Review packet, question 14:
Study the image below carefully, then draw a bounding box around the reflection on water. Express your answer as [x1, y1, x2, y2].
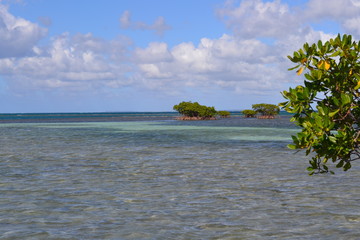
[0, 117, 360, 239]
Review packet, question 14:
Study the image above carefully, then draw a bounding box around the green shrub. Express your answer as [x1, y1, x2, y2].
[252, 103, 280, 116]
[173, 101, 217, 119]
[217, 111, 231, 118]
[281, 34, 360, 174]
[242, 109, 257, 118]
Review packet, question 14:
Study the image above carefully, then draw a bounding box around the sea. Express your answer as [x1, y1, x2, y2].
[1, 112, 360, 239]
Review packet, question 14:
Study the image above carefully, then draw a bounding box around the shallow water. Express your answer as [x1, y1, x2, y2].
[1, 116, 360, 239]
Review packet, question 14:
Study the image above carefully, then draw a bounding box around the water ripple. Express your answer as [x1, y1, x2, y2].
[0, 119, 360, 239]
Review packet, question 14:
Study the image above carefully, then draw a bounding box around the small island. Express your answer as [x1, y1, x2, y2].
[173, 101, 230, 120]
[242, 103, 280, 119]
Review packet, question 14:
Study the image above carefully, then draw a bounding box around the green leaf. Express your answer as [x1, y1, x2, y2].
[329, 109, 339, 117]
[287, 144, 297, 150]
[304, 73, 313, 80]
[303, 43, 310, 51]
[317, 106, 325, 116]
[315, 116, 323, 127]
[341, 93, 351, 105]
[354, 73, 360, 81]
[330, 50, 341, 57]
[336, 160, 344, 168]
[343, 162, 352, 171]
[317, 40, 323, 50]
[288, 65, 300, 71]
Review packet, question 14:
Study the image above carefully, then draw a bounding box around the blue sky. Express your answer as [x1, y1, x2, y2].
[0, 0, 358, 113]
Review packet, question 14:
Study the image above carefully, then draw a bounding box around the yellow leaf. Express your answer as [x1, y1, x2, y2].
[317, 60, 330, 70]
[297, 66, 304, 75]
[324, 61, 330, 70]
[355, 80, 360, 90]
[317, 60, 324, 69]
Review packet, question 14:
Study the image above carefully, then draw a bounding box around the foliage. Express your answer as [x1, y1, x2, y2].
[217, 110, 231, 118]
[280, 34, 360, 174]
[242, 109, 257, 118]
[252, 103, 280, 116]
[173, 101, 217, 119]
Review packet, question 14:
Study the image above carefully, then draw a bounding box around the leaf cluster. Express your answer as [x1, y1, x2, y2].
[280, 34, 360, 174]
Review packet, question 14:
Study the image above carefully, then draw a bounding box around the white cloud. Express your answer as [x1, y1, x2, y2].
[305, 0, 360, 20]
[134, 42, 173, 63]
[1, 32, 134, 93]
[119, 10, 171, 36]
[303, 0, 360, 37]
[217, 0, 298, 39]
[0, 4, 47, 58]
[139, 63, 173, 79]
[131, 34, 288, 94]
[344, 17, 360, 36]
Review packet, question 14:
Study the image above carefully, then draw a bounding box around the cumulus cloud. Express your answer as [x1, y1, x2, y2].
[0, 4, 47, 58]
[217, 0, 299, 39]
[302, 0, 360, 37]
[131, 34, 287, 94]
[344, 17, 360, 36]
[119, 10, 171, 36]
[305, 0, 360, 20]
[1, 32, 134, 93]
[133, 42, 173, 63]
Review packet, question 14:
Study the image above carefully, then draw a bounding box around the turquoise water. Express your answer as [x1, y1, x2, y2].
[0, 112, 181, 123]
[1, 115, 360, 239]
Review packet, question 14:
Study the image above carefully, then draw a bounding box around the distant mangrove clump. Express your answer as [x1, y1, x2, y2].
[173, 101, 229, 120]
[242, 103, 280, 119]
[241, 109, 257, 118]
[217, 111, 231, 118]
